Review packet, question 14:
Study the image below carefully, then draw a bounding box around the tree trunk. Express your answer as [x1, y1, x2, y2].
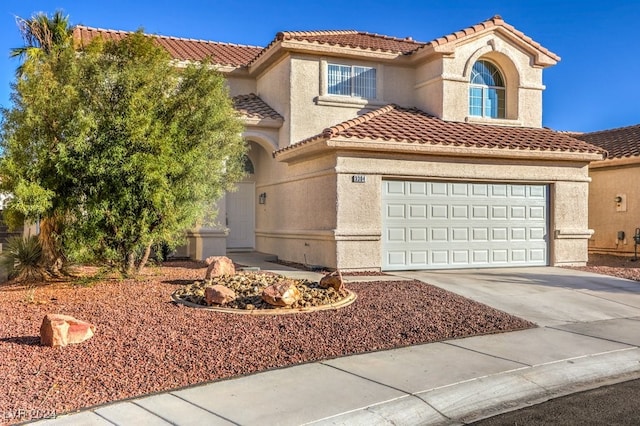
[125, 251, 136, 277]
[38, 214, 65, 277]
[136, 243, 152, 274]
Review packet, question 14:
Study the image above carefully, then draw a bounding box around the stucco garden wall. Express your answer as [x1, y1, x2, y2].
[588, 164, 640, 256]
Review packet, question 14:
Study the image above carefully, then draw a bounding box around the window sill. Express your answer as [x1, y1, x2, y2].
[316, 95, 386, 109]
[465, 116, 522, 127]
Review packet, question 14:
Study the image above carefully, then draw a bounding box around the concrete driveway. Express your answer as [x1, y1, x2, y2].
[394, 266, 640, 327]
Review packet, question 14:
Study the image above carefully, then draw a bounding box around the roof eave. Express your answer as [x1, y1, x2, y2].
[275, 137, 603, 164]
[240, 116, 283, 129]
[590, 155, 640, 169]
[412, 25, 559, 68]
[249, 39, 412, 75]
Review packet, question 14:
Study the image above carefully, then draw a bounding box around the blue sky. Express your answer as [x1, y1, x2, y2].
[1, 0, 638, 132]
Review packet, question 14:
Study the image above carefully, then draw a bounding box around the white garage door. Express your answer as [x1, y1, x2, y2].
[382, 180, 548, 270]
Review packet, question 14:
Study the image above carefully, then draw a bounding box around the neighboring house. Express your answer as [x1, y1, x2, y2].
[575, 125, 640, 256]
[73, 15, 604, 271]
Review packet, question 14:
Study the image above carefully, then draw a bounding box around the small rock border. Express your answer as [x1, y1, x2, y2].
[171, 272, 357, 315]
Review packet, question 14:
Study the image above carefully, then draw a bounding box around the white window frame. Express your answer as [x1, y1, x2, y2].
[468, 60, 506, 119]
[327, 63, 377, 99]
[318, 60, 384, 108]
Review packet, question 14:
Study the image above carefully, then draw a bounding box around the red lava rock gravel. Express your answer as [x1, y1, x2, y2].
[568, 253, 640, 282]
[0, 261, 533, 421]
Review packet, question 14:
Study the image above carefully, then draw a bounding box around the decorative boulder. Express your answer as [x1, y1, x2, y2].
[40, 314, 96, 347]
[205, 285, 236, 305]
[319, 270, 345, 294]
[204, 256, 236, 279]
[262, 280, 301, 307]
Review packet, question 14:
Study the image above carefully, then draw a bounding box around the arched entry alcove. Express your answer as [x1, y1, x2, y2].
[226, 154, 256, 249]
[225, 137, 273, 251]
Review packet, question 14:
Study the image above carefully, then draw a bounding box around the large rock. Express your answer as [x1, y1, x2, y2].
[40, 314, 96, 347]
[205, 285, 236, 305]
[319, 270, 345, 293]
[262, 280, 301, 307]
[204, 256, 236, 279]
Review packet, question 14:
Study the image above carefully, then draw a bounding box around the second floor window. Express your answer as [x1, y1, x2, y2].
[328, 64, 377, 99]
[469, 60, 505, 119]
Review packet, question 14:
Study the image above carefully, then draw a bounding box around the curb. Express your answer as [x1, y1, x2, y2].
[307, 348, 640, 425]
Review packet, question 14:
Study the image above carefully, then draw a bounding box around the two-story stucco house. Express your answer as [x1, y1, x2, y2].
[74, 15, 604, 271]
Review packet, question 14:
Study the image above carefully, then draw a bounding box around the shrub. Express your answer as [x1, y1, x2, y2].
[0, 235, 46, 281]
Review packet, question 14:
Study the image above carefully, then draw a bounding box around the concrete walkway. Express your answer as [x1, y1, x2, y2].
[32, 255, 640, 425]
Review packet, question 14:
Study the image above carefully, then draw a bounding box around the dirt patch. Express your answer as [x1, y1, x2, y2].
[0, 261, 532, 421]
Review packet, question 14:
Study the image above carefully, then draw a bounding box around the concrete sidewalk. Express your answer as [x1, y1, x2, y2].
[31, 257, 640, 425]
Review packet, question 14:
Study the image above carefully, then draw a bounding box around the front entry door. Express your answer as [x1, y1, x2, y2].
[226, 182, 255, 249]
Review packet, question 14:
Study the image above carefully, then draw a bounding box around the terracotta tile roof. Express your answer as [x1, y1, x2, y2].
[73, 26, 263, 67]
[574, 124, 640, 159]
[74, 15, 555, 69]
[422, 15, 560, 61]
[232, 94, 283, 121]
[276, 30, 425, 54]
[276, 105, 605, 156]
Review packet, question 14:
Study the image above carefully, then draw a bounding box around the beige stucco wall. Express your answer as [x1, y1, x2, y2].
[226, 75, 256, 97]
[252, 144, 339, 267]
[588, 163, 640, 256]
[250, 148, 592, 270]
[256, 57, 291, 148]
[414, 32, 546, 128]
[286, 55, 415, 145]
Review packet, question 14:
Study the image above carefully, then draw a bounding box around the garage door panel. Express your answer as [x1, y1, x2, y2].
[386, 204, 406, 219]
[511, 206, 526, 219]
[409, 227, 427, 242]
[386, 181, 406, 195]
[382, 180, 548, 270]
[471, 184, 488, 197]
[472, 250, 489, 263]
[431, 251, 449, 264]
[387, 251, 406, 266]
[529, 206, 545, 219]
[451, 227, 469, 242]
[409, 182, 427, 195]
[451, 205, 469, 219]
[409, 204, 427, 218]
[430, 182, 448, 196]
[529, 186, 546, 198]
[491, 205, 508, 219]
[472, 205, 489, 219]
[387, 228, 405, 242]
[431, 205, 448, 218]
[472, 228, 489, 241]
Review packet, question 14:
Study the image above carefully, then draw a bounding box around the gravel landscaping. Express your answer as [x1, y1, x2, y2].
[568, 253, 640, 281]
[0, 260, 534, 421]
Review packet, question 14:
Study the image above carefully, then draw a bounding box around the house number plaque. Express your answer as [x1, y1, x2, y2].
[351, 175, 366, 183]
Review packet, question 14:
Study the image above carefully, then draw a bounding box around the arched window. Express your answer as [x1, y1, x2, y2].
[469, 60, 505, 119]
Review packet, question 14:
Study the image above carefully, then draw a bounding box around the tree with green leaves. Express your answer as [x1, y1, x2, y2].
[1, 28, 246, 275]
[3, 10, 75, 276]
